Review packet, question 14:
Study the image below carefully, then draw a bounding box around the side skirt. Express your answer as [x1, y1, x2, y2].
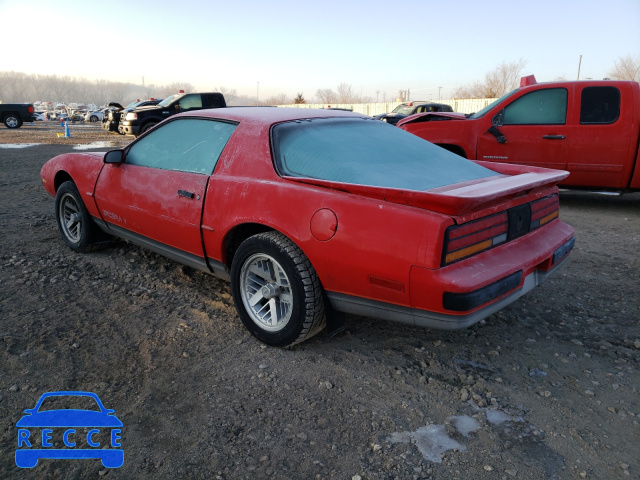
[94, 217, 229, 280]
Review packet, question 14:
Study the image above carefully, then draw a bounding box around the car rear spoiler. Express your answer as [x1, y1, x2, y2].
[288, 161, 569, 218]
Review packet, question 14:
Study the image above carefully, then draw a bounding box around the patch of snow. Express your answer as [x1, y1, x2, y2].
[0, 143, 39, 149]
[485, 409, 523, 425]
[449, 415, 481, 437]
[73, 141, 118, 150]
[389, 424, 465, 463]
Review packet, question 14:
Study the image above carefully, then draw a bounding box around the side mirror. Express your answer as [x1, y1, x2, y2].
[492, 109, 504, 127]
[104, 149, 124, 165]
[175, 104, 180, 110]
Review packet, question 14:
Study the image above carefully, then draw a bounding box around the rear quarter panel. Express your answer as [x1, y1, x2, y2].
[201, 121, 452, 308]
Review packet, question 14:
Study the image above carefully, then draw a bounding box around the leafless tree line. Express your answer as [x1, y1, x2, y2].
[2, 56, 638, 107]
[0, 71, 254, 107]
[453, 55, 640, 99]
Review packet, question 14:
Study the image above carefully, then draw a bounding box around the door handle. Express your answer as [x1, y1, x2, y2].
[178, 190, 195, 199]
[542, 135, 565, 140]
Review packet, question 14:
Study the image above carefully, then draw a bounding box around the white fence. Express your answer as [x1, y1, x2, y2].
[276, 98, 497, 116]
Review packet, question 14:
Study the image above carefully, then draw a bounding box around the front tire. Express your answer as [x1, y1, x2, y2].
[140, 122, 157, 135]
[89, 115, 99, 122]
[4, 114, 22, 128]
[55, 181, 105, 252]
[231, 232, 326, 347]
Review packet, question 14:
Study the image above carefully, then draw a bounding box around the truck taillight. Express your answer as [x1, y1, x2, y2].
[442, 194, 560, 266]
[28, 106, 34, 113]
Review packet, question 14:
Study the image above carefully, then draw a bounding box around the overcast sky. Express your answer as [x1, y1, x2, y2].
[1, 0, 639, 100]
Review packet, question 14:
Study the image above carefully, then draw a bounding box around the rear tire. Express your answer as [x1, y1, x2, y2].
[231, 232, 326, 347]
[4, 114, 22, 128]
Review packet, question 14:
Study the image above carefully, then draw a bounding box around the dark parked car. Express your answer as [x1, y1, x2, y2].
[118, 92, 226, 136]
[101, 99, 161, 134]
[1, 103, 36, 128]
[374, 102, 453, 125]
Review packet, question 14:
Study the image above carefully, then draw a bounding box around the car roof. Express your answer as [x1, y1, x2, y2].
[180, 107, 369, 125]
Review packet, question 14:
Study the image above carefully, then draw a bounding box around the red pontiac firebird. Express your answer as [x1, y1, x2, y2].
[41, 107, 575, 347]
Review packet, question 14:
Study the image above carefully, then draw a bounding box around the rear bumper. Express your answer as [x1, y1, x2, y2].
[328, 220, 575, 330]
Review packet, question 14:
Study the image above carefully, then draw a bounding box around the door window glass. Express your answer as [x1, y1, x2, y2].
[580, 86, 620, 124]
[125, 119, 236, 174]
[503, 88, 567, 125]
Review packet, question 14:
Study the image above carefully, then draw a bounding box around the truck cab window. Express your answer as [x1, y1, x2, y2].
[179, 95, 203, 111]
[503, 88, 567, 125]
[580, 86, 620, 124]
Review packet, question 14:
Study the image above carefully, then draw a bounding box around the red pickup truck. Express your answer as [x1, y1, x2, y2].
[398, 76, 640, 192]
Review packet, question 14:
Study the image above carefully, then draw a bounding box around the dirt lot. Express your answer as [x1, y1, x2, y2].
[0, 123, 639, 479]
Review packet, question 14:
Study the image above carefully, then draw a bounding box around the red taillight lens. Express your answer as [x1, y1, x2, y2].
[443, 212, 508, 265]
[442, 194, 560, 266]
[530, 195, 559, 228]
[28, 106, 34, 113]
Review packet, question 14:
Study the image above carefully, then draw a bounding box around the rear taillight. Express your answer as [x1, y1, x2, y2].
[442, 194, 560, 266]
[443, 212, 508, 265]
[530, 194, 559, 228]
[28, 106, 34, 113]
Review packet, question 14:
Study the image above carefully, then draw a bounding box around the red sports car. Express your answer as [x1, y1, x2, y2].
[41, 108, 575, 347]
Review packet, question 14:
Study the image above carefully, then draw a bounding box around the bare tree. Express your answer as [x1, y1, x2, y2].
[315, 88, 336, 103]
[337, 82, 355, 103]
[454, 59, 528, 98]
[294, 93, 306, 104]
[608, 55, 640, 82]
[206, 86, 238, 104]
[264, 93, 289, 105]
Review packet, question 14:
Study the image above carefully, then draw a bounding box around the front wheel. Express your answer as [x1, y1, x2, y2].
[4, 114, 22, 128]
[55, 181, 106, 252]
[89, 115, 99, 122]
[140, 122, 157, 135]
[231, 232, 326, 347]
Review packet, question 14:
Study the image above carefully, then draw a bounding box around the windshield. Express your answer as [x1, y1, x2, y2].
[158, 94, 182, 107]
[468, 89, 519, 119]
[272, 118, 495, 191]
[391, 104, 414, 115]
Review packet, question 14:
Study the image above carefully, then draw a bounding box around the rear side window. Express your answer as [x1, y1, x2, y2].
[126, 118, 236, 174]
[580, 86, 620, 124]
[272, 118, 495, 191]
[503, 88, 568, 125]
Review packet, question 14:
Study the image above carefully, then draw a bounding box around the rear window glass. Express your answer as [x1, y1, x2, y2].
[272, 118, 495, 191]
[580, 86, 620, 124]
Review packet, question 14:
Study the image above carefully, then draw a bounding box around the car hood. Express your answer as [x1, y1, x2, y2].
[288, 161, 568, 220]
[17, 410, 123, 427]
[397, 111, 466, 127]
[132, 104, 163, 113]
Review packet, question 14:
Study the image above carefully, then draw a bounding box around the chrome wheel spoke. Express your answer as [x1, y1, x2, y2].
[240, 253, 293, 332]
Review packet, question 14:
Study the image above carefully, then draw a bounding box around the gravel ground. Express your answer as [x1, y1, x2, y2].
[0, 122, 639, 479]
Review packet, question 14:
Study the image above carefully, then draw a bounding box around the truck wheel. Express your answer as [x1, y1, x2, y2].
[140, 122, 157, 134]
[3, 114, 22, 128]
[230, 232, 326, 347]
[55, 181, 109, 252]
[89, 115, 99, 122]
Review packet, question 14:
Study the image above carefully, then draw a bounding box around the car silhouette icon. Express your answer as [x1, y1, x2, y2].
[15, 391, 123, 468]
